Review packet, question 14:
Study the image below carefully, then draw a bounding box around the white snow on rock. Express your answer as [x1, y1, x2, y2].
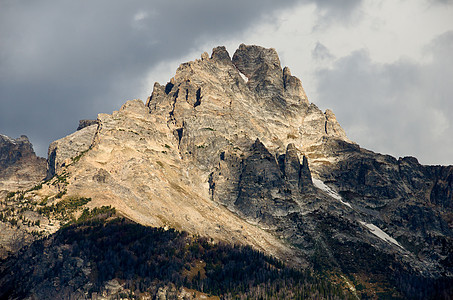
[311, 179, 404, 250]
[0, 134, 16, 144]
[312, 178, 352, 208]
[312, 178, 404, 250]
[360, 221, 404, 249]
[238, 71, 248, 83]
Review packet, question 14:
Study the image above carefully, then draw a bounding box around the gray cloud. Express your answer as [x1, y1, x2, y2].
[0, 0, 307, 157]
[312, 42, 335, 61]
[313, 0, 362, 17]
[315, 31, 453, 165]
[311, 0, 364, 28]
[429, 0, 453, 4]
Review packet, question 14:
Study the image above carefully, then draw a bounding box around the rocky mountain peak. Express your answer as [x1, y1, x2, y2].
[0, 134, 46, 196]
[210, 45, 231, 63]
[231, 44, 308, 106]
[146, 44, 347, 164]
[232, 44, 281, 77]
[0, 134, 35, 169]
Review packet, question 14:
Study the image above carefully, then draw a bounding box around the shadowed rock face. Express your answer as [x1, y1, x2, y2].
[283, 143, 313, 194]
[211, 46, 231, 63]
[2, 45, 452, 298]
[0, 135, 46, 195]
[0, 135, 34, 170]
[77, 119, 97, 131]
[234, 139, 300, 221]
[232, 44, 308, 108]
[317, 149, 453, 270]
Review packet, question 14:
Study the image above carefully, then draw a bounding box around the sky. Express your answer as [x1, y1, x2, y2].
[1, 0, 452, 165]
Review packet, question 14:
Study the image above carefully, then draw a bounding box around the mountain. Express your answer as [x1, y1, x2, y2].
[0, 134, 46, 197]
[0, 44, 452, 299]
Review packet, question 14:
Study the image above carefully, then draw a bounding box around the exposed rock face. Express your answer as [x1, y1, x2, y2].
[0, 135, 34, 170]
[234, 139, 299, 221]
[284, 143, 313, 194]
[3, 44, 452, 298]
[0, 134, 46, 195]
[46, 124, 97, 179]
[315, 149, 453, 273]
[77, 119, 97, 131]
[232, 44, 308, 109]
[145, 45, 347, 216]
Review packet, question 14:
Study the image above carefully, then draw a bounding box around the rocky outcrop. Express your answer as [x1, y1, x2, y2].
[0, 135, 34, 170]
[77, 119, 97, 131]
[279, 144, 314, 200]
[234, 139, 298, 221]
[46, 124, 97, 179]
[0, 134, 46, 195]
[210, 45, 231, 63]
[313, 148, 453, 275]
[232, 44, 308, 108]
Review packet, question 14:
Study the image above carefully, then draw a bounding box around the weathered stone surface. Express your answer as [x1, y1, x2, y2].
[0, 135, 34, 169]
[283, 67, 308, 105]
[300, 154, 314, 192]
[0, 134, 46, 195]
[234, 139, 298, 221]
[77, 119, 97, 131]
[284, 143, 301, 188]
[324, 109, 347, 137]
[211, 46, 231, 64]
[232, 44, 286, 109]
[47, 124, 97, 178]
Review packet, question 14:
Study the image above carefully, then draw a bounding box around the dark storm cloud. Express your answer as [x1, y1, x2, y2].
[2, 0, 318, 157]
[315, 31, 453, 165]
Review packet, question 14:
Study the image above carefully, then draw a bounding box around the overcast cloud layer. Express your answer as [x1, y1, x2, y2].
[1, 0, 452, 165]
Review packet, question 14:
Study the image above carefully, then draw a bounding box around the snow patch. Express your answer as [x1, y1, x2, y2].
[238, 71, 248, 83]
[312, 178, 352, 208]
[360, 221, 404, 249]
[0, 134, 16, 144]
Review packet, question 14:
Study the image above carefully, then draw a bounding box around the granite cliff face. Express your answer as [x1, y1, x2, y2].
[1, 44, 452, 299]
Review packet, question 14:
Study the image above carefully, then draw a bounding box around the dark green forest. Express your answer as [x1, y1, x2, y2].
[0, 209, 352, 299]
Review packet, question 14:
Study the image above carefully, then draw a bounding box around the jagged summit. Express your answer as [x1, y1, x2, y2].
[210, 45, 231, 63]
[149, 44, 309, 108]
[1, 45, 452, 298]
[146, 44, 348, 165]
[0, 134, 34, 169]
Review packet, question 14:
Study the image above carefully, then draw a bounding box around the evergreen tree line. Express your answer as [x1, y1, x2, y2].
[0, 214, 352, 299]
